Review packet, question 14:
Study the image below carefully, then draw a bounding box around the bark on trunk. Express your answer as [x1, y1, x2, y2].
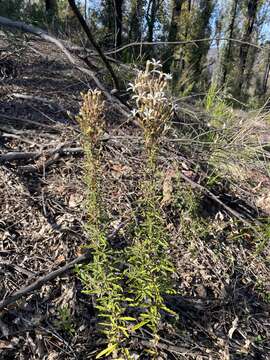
[45, 0, 58, 19]
[147, 0, 157, 43]
[114, 0, 123, 47]
[129, 0, 143, 42]
[163, 0, 186, 72]
[262, 46, 270, 94]
[219, 0, 239, 87]
[236, 0, 259, 94]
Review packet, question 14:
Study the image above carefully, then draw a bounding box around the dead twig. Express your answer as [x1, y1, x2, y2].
[104, 37, 263, 56]
[0, 16, 129, 117]
[0, 252, 90, 311]
[0, 146, 83, 163]
[0, 113, 60, 130]
[0, 262, 35, 277]
[0, 151, 40, 162]
[179, 171, 261, 229]
[140, 339, 203, 357]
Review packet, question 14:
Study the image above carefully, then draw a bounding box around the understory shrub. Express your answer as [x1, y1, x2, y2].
[76, 60, 176, 358]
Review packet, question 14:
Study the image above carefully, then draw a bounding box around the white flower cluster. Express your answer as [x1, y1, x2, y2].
[128, 59, 174, 147]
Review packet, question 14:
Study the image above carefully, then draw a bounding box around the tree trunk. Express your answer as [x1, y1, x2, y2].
[84, 0, 87, 19]
[163, 0, 186, 73]
[187, 0, 213, 89]
[262, 45, 270, 94]
[146, 0, 157, 43]
[128, 0, 144, 57]
[168, 0, 185, 43]
[218, 0, 239, 87]
[177, 0, 192, 74]
[114, 0, 123, 47]
[45, 0, 57, 18]
[236, 0, 259, 95]
[101, 0, 115, 40]
[129, 0, 143, 42]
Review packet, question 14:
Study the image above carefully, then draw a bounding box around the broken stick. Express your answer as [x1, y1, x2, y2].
[0, 253, 90, 311]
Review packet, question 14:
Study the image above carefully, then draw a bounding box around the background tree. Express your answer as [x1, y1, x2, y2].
[163, 0, 186, 73]
[215, 0, 241, 89]
[182, 0, 213, 91]
[128, 0, 144, 57]
[165, 0, 213, 93]
[234, 0, 260, 96]
[261, 43, 270, 95]
[99, 0, 115, 45]
[114, 0, 124, 47]
[146, 0, 159, 43]
[0, 0, 24, 19]
[45, 0, 58, 21]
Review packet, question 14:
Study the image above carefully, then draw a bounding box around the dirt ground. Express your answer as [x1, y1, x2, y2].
[0, 36, 270, 359]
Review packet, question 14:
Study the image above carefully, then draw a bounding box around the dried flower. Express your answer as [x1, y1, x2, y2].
[76, 89, 105, 148]
[129, 59, 174, 150]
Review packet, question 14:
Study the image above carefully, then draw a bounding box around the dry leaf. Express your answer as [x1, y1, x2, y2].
[0, 340, 12, 350]
[228, 316, 238, 339]
[182, 169, 196, 180]
[55, 254, 65, 264]
[110, 163, 131, 178]
[68, 192, 84, 208]
[256, 192, 270, 215]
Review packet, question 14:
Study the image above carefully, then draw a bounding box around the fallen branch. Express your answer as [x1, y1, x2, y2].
[0, 253, 90, 311]
[140, 339, 203, 357]
[0, 146, 83, 163]
[179, 171, 261, 229]
[0, 16, 129, 117]
[0, 113, 60, 130]
[0, 151, 39, 162]
[0, 134, 117, 164]
[0, 251, 225, 313]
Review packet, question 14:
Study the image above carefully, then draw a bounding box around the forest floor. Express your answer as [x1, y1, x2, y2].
[0, 36, 270, 360]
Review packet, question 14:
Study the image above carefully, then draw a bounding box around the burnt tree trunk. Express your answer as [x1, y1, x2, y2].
[163, 0, 186, 72]
[236, 0, 259, 94]
[114, 0, 123, 47]
[45, 0, 58, 19]
[146, 0, 157, 43]
[262, 45, 270, 95]
[220, 0, 239, 86]
[129, 0, 143, 42]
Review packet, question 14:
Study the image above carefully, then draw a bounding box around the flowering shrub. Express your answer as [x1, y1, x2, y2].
[128, 59, 174, 156]
[77, 62, 176, 358]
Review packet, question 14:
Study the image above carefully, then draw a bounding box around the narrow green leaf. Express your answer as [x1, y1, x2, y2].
[96, 344, 117, 359]
[131, 320, 149, 331]
[161, 305, 177, 315]
[119, 317, 136, 321]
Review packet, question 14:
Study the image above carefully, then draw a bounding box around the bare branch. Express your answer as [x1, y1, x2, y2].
[0, 253, 90, 311]
[104, 37, 263, 56]
[67, 0, 120, 91]
[0, 16, 129, 117]
[0, 146, 83, 163]
[179, 171, 261, 229]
